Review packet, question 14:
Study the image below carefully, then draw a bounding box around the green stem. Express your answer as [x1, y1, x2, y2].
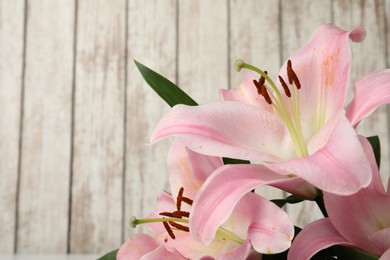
[314, 190, 328, 217]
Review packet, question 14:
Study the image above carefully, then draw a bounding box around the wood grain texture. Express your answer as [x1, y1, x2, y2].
[0, 0, 389, 253]
[280, 0, 332, 228]
[0, 0, 24, 253]
[70, 0, 126, 253]
[178, 0, 228, 102]
[229, 0, 284, 200]
[125, 0, 176, 238]
[229, 0, 281, 87]
[334, 0, 390, 183]
[17, 0, 74, 253]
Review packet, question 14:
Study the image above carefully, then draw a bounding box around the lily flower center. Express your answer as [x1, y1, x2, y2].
[130, 187, 245, 244]
[235, 59, 309, 158]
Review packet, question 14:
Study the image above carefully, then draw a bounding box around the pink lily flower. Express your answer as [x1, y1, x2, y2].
[150, 24, 390, 245]
[118, 140, 294, 259]
[288, 137, 390, 259]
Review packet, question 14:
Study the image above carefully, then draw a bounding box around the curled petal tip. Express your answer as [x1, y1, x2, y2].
[349, 27, 366, 42]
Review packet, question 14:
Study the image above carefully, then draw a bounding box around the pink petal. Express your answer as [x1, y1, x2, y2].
[117, 234, 159, 260]
[143, 245, 187, 260]
[234, 193, 294, 254]
[346, 69, 390, 127]
[287, 218, 357, 260]
[190, 164, 298, 245]
[358, 136, 386, 195]
[268, 114, 372, 195]
[166, 140, 202, 202]
[380, 247, 390, 260]
[220, 240, 253, 260]
[186, 147, 223, 183]
[163, 230, 251, 260]
[369, 227, 390, 256]
[150, 101, 294, 162]
[220, 74, 273, 112]
[278, 24, 365, 140]
[324, 163, 390, 256]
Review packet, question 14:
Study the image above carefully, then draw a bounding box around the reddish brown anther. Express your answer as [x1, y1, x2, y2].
[287, 60, 294, 84]
[169, 221, 190, 232]
[260, 85, 273, 105]
[177, 187, 184, 210]
[253, 79, 262, 94]
[159, 211, 183, 218]
[180, 196, 193, 206]
[258, 71, 268, 86]
[278, 76, 291, 97]
[163, 219, 175, 239]
[173, 210, 190, 218]
[292, 71, 301, 89]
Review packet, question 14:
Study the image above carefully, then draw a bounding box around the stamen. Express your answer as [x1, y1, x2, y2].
[260, 85, 273, 105]
[292, 71, 301, 89]
[169, 221, 190, 232]
[173, 210, 190, 218]
[252, 79, 262, 95]
[278, 76, 291, 97]
[258, 71, 268, 86]
[287, 60, 294, 84]
[163, 220, 175, 239]
[177, 187, 184, 210]
[287, 60, 302, 89]
[159, 211, 183, 218]
[180, 196, 193, 206]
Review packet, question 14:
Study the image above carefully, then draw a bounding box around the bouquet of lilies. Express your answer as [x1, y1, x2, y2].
[100, 24, 390, 260]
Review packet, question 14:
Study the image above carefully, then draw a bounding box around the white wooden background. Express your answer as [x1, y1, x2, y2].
[1, 0, 389, 255]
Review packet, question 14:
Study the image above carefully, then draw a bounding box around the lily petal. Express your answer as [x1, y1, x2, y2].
[346, 69, 390, 127]
[167, 140, 203, 202]
[380, 247, 390, 260]
[220, 75, 273, 112]
[323, 136, 390, 255]
[117, 234, 159, 260]
[190, 164, 297, 245]
[234, 193, 294, 254]
[279, 24, 366, 140]
[163, 230, 251, 260]
[287, 218, 357, 260]
[143, 245, 187, 260]
[369, 227, 390, 256]
[324, 151, 390, 257]
[268, 114, 372, 195]
[150, 101, 294, 161]
[186, 146, 223, 183]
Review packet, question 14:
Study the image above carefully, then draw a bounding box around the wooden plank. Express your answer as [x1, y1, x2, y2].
[334, 0, 389, 184]
[178, 0, 228, 102]
[229, 0, 284, 200]
[0, 0, 25, 253]
[229, 0, 281, 87]
[125, 0, 177, 238]
[16, 0, 74, 253]
[70, 0, 126, 254]
[280, 0, 332, 227]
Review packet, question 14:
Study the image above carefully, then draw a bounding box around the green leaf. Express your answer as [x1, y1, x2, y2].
[271, 195, 304, 208]
[97, 249, 118, 260]
[134, 60, 198, 107]
[311, 245, 378, 260]
[222, 157, 250, 165]
[367, 135, 381, 168]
